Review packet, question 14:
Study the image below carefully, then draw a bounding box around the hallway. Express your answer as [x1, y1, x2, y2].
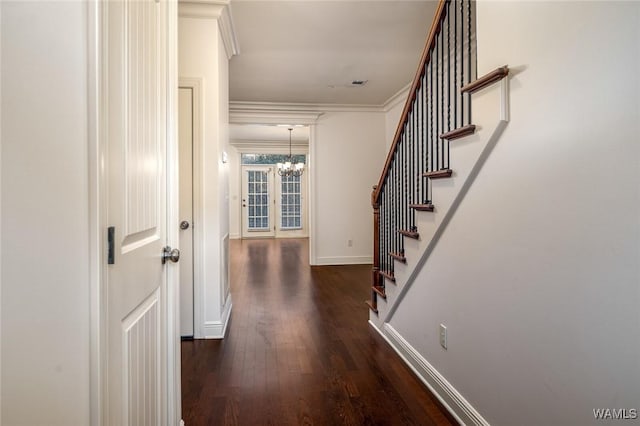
[181, 238, 455, 425]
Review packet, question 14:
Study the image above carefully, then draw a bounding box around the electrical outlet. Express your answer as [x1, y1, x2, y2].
[439, 324, 447, 350]
[347, 239, 353, 247]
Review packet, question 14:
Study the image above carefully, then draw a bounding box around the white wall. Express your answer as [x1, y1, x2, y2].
[179, 13, 231, 338]
[387, 2, 640, 424]
[1, 1, 90, 424]
[313, 112, 387, 265]
[384, 88, 409, 150]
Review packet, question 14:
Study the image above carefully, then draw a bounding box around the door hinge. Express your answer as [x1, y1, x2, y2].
[107, 226, 115, 265]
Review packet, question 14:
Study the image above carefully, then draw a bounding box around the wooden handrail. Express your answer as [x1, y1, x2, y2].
[373, 0, 449, 204]
[461, 65, 509, 94]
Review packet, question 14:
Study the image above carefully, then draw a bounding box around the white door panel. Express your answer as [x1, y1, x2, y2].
[105, 0, 169, 424]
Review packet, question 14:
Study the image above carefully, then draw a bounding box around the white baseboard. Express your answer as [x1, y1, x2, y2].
[368, 321, 489, 426]
[229, 233, 241, 240]
[202, 297, 232, 339]
[314, 255, 372, 265]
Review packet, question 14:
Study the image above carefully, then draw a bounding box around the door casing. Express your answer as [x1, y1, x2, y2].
[240, 163, 309, 239]
[178, 78, 204, 339]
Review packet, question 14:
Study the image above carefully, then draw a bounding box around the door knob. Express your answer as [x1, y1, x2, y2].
[180, 220, 190, 230]
[162, 246, 180, 264]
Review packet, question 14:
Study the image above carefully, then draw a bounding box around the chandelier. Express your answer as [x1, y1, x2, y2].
[277, 127, 304, 177]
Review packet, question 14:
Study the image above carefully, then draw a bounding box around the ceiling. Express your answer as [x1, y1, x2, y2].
[228, 0, 438, 106]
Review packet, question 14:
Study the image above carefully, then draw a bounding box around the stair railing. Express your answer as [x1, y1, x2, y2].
[369, 0, 477, 312]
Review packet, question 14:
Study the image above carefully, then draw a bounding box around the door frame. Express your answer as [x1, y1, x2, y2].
[233, 144, 310, 240]
[178, 78, 204, 339]
[88, 1, 181, 424]
[240, 163, 309, 239]
[241, 165, 276, 238]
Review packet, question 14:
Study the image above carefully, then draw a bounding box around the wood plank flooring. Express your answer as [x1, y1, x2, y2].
[181, 238, 456, 425]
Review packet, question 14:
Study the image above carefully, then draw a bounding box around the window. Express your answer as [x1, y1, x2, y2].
[280, 174, 302, 229]
[246, 170, 270, 230]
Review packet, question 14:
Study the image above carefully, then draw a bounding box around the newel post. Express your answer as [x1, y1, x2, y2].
[372, 185, 380, 290]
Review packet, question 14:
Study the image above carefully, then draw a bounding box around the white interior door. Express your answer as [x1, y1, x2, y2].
[105, 0, 171, 424]
[242, 166, 275, 238]
[178, 87, 194, 337]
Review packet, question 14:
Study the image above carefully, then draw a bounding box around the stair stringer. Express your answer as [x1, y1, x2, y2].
[369, 78, 509, 331]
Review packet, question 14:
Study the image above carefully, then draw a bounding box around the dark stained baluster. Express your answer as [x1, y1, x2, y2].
[435, 35, 440, 172]
[405, 110, 415, 228]
[381, 187, 386, 275]
[430, 51, 434, 177]
[460, 0, 465, 126]
[440, 23, 445, 170]
[467, 0, 472, 124]
[402, 129, 407, 234]
[393, 157, 398, 257]
[446, 4, 451, 169]
[454, 0, 458, 131]
[420, 73, 427, 203]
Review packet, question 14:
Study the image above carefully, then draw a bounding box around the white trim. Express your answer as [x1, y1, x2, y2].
[178, 0, 239, 59]
[369, 321, 489, 426]
[0, 2, 3, 423]
[230, 109, 323, 125]
[166, 0, 181, 422]
[230, 101, 383, 114]
[308, 124, 317, 265]
[178, 78, 205, 340]
[88, 0, 104, 424]
[178, 0, 225, 19]
[230, 139, 309, 150]
[229, 233, 241, 240]
[314, 256, 372, 266]
[202, 297, 232, 339]
[220, 233, 230, 309]
[218, 2, 239, 59]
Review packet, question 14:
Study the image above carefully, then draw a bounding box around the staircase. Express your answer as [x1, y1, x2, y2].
[367, 0, 509, 315]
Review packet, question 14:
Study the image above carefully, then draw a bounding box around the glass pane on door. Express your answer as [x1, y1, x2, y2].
[247, 170, 270, 230]
[280, 174, 302, 229]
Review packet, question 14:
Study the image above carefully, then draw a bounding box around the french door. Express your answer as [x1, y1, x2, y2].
[241, 166, 306, 238]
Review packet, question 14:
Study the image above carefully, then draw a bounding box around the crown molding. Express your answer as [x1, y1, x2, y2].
[230, 101, 384, 114]
[230, 139, 309, 148]
[178, 0, 239, 59]
[229, 84, 411, 123]
[229, 108, 324, 126]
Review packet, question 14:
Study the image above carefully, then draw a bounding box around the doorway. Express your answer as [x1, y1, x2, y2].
[178, 86, 195, 337]
[241, 161, 308, 239]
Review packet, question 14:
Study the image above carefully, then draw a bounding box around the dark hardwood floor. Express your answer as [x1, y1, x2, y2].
[181, 238, 456, 426]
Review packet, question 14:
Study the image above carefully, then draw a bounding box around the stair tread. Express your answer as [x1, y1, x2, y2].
[461, 65, 509, 94]
[389, 251, 406, 263]
[372, 285, 387, 299]
[380, 270, 396, 283]
[409, 204, 434, 212]
[398, 229, 420, 239]
[365, 300, 378, 314]
[425, 169, 452, 179]
[440, 124, 476, 141]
